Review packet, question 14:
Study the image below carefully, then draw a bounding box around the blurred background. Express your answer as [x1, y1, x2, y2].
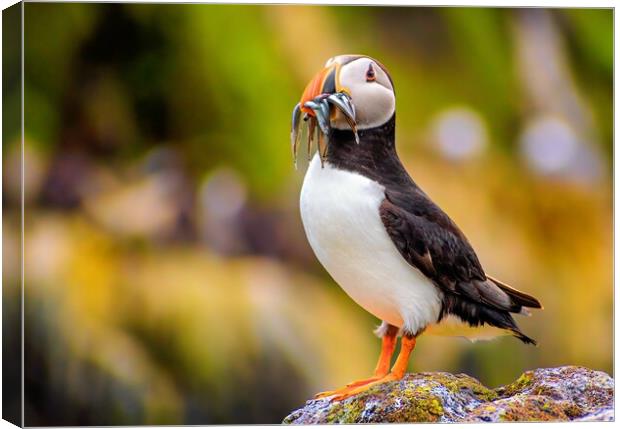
[2, 3, 612, 425]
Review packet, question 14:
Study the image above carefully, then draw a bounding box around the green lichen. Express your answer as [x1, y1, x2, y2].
[404, 397, 443, 422]
[434, 373, 498, 402]
[498, 371, 534, 397]
[322, 381, 398, 423]
[390, 391, 444, 422]
[323, 378, 448, 423]
[324, 399, 366, 423]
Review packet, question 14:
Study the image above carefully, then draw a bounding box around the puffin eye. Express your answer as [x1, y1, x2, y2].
[366, 63, 376, 82]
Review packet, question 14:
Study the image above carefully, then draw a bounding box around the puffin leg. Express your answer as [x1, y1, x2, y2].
[314, 325, 398, 399]
[329, 334, 417, 401]
[371, 324, 400, 377]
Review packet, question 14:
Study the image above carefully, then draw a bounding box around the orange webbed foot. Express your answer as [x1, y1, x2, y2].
[316, 373, 402, 401]
[313, 376, 382, 399]
[330, 373, 401, 401]
[316, 333, 418, 401]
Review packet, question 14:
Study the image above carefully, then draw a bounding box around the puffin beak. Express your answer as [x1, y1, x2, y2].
[291, 64, 359, 168]
[299, 64, 357, 135]
[300, 65, 335, 116]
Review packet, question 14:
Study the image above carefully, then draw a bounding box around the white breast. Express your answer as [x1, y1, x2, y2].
[299, 155, 442, 335]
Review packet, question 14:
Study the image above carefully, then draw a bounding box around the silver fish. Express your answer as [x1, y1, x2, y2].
[290, 92, 358, 169]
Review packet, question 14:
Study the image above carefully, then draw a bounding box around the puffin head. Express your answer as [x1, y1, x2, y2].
[291, 55, 395, 166]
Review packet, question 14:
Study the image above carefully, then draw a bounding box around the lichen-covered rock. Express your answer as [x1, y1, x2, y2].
[283, 366, 613, 423]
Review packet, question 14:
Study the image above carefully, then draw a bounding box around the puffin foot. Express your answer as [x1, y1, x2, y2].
[317, 333, 418, 401]
[318, 373, 402, 401]
[313, 376, 381, 399]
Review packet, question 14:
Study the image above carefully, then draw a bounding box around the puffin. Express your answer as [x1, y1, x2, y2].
[291, 55, 542, 401]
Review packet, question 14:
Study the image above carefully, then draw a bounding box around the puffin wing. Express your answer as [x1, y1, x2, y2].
[379, 189, 541, 343]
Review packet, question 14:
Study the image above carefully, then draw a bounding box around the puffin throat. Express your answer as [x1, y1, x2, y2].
[325, 114, 401, 184]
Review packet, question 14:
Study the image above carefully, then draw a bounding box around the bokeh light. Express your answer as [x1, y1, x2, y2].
[431, 107, 488, 161]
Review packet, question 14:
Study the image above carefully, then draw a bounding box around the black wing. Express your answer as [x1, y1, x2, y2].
[380, 188, 542, 344]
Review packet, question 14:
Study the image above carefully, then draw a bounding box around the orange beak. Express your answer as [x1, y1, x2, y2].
[291, 62, 358, 165]
[300, 64, 338, 116]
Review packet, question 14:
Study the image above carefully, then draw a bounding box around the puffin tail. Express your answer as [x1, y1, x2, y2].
[486, 276, 541, 346]
[511, 328, 538, 346]
[487, 275, 543, 310]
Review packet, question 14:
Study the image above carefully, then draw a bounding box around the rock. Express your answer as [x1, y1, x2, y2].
[283, 366, 613, 423]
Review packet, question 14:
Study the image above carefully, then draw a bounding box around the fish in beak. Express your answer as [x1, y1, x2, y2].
[291, 63, 359, 169]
